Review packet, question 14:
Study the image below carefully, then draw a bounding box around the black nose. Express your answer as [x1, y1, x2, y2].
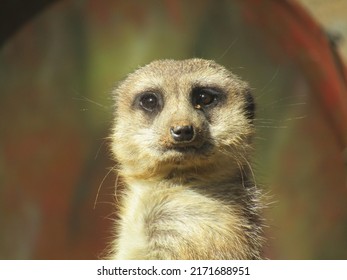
[170, 125, 195, 142]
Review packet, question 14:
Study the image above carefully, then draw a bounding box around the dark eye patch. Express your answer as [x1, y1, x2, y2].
[133, 91, 163, 114]
[191, 87, 224, 110]
[140, 93, 158, 111]
[244, 89, 255, 121]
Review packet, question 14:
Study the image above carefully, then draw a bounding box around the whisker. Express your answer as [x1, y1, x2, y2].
[95, 138, 108, 160]
[114, 172, 120, 204]
[94, 165, 117, 210]
[258, 66, 280, 96]
[255, 125, 288, 129]
[72, 96, 109, 109]
[217, 38, 238, 60]
[238, 152, 257, 188]
[257, 95, 306, 111]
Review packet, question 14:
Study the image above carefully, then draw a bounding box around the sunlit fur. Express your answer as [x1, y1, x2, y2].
[109, 58, 263, 259]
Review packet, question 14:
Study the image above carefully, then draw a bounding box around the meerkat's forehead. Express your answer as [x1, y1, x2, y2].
[134, 58, 234, 81]
[116, 58, 246, 97]
[142, 58, 224, 73]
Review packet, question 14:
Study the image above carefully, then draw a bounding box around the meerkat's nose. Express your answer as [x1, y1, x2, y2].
[170, 125, 195, 142]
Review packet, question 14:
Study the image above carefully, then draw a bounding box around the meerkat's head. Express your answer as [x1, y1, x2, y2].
[111, 59, 255, 183]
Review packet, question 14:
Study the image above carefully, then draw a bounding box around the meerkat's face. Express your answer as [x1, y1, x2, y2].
[111, 59, 255, 181]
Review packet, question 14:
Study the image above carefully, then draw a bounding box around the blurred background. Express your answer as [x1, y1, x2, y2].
[1, 0, 347, 259]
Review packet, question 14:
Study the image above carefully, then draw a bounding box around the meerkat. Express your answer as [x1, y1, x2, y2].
[108, 58, 263, 259]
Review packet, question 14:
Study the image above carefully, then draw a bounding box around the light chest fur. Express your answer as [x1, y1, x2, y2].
[114, 179, 260, 259]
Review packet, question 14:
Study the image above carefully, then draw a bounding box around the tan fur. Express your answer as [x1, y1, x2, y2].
[109, 58, 263, 259]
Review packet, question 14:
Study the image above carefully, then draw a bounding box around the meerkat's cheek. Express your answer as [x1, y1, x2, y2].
[131, 128, 157, 146]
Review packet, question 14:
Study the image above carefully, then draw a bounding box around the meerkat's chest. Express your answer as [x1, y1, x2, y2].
[115, 183, 242, 259]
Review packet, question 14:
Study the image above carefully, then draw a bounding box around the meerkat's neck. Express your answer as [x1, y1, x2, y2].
[113, 168, 260, 260]
[120, 156, 251, 189]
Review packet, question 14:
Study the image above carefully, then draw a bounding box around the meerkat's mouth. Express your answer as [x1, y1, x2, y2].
[169, 146, 199, 153]
[164, 141, 213, 157]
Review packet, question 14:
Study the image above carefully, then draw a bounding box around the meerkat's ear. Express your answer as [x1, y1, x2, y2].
[244, 89, 255, 122]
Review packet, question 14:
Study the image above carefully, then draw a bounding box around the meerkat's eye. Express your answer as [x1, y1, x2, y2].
[139, 92, 159, 112]
[192, 87, 221, 109]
